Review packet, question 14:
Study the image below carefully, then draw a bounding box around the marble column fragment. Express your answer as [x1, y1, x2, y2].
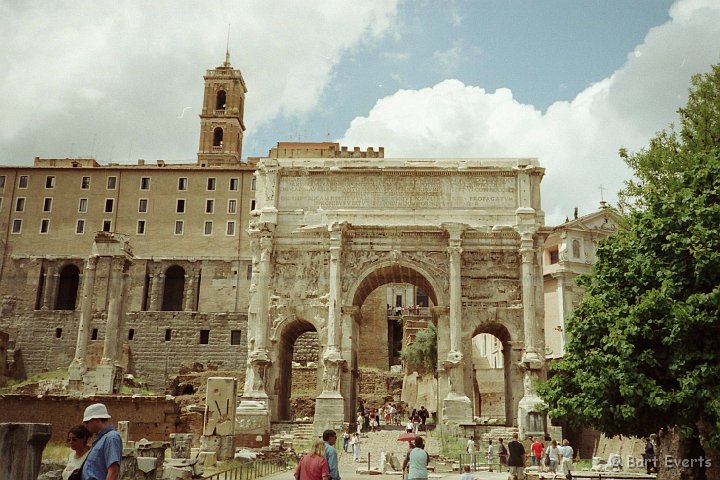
[0, 423, 52, 480]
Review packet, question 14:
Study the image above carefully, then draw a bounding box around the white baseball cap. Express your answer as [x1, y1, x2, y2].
[83, 403, 112, 422]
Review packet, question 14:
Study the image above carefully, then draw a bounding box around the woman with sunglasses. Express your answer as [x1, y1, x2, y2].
[62, 424, 91, 480]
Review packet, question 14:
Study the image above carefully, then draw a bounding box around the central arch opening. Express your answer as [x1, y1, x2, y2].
[351, 263, 440, 422]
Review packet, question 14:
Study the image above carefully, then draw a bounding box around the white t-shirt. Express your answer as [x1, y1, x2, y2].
[466, 439, 475, 454]
[62, 450, 89, 480]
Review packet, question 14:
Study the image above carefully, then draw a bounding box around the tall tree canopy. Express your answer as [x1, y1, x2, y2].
[540, 64, 720, 448]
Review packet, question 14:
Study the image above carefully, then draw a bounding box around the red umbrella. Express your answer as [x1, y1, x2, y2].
[397, 433, 417, 442]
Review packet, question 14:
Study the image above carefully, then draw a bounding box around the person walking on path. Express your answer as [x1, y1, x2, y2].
[403, 436, 429, 480]
[356, 413, 364, 434]
[497, 438, 508, 472]
[294, 439, 330, 480]
[531, 437, 544, 471]
[545, 440, 561, 477]
[350, 432, 361, 462]
[507, 433, 526, 480]
[560, 439, 573, 475]
[322, 430, 340, 480]
[342, 430, 350, 453]
[62, 424, 91, 480]
[81, 403, 122, 480]
[486, 439, 495, 472]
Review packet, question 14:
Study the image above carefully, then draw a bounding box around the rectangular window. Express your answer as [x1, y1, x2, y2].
[207, 177, 216, 190]
[175, 220, 184, 235]
[128, 329, 135, 341]
[11, 219, 22, 234]
[107, 176, 117, 189]
[40, 219, 50, 234]
[228, 199, 237, 214]
[200, 330, 210, 344]
[165, 329, 172, 341]
[251, 176, 257, 191]
[229, 178, 239, 191]
[76, 219, 85, 234]
[102, 220, 112, 232]
[246, 264, 253, 281]
[43, 198, 52, 212]
[45, 175, 55, 188]
[205, 199, 214, 213]
[226, 221, 236, 236]
[250, 199, 256, 211]
[178, 177, 188, 191]
[104, 198, 114, 213]
[55, 328, 62, 339]
[230, 330, 242, 345]
[78, 198, 88, 213]
[0, 175, 6, 188]
[176, 199, 185, 213]
[549, 248, 559, 264]
[0, 198, 3, 211]
[138, 198, 148, 213]
[204, 221, 213, 235]
[137, 220, 146, 235]
[15, 197, 25, 212]
[81, 176, 90, 189]
[91, 328, 98, 340]
[19, 175, 28, 189]
[140, 177, 150, 190]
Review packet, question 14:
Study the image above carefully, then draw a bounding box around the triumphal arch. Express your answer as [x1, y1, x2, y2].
[236, 143, 548, 439]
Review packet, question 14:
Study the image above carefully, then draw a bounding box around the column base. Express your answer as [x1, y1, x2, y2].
[313, 392, 346, 437]
[441, 395, 473, 425]
[95, 363, 122, 394]
[518, 394, 546, 439]
[235, 398, 271, 447]
[67, 358, 86, 390]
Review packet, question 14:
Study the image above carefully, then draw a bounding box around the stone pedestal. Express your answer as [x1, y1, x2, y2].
[200, 435, 234, 461]
[313, 393, 346, 436]
[0, 423, 52, 480]
[95, 362, 121, 394]
[235, 401, 271, 447]
[518, 394, 546, 439]
[441, 396, 473, 425]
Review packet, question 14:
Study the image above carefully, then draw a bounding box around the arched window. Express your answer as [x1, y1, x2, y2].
[213, 127, 224, 147]
[216, 90, 226, 110]
[55, 264, 80, 310]
[572, 240, 581, 258]
[162, 265, 185, 311]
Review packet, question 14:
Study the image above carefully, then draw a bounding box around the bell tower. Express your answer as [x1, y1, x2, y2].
[197, 50, 247, 165]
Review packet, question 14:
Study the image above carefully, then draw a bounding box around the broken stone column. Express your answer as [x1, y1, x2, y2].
[68, 256, 97, 389]
[202, 377, 237, 460]
[117, 420, 129, 445]
[0, 423, 52, 480]
[169, 433, 194, 459]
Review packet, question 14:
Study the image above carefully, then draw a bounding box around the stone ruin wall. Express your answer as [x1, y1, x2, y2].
[0, 256, 251, 390]
[0, 311, 248, 391]
[292, 332, 319, 365]
[0, 395, 181, 443]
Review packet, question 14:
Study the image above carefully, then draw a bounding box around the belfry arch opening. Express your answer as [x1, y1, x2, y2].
[216, 90, 226, 110]
[277, 318, 320, 421]
[471, 323, 512, 424]
[162, 265, 185, 311]
[55, 264, 80, 310]
[212, 127, 223, 147]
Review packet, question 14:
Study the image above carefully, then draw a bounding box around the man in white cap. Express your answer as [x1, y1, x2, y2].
[82, 403, 122, 480]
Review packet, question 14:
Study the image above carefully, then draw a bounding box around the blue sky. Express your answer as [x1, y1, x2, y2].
[1, 0, 718, 224]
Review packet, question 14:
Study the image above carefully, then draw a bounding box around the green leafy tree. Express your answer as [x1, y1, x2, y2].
[400, 323, 437, 372]
[540, 64, 720, 462]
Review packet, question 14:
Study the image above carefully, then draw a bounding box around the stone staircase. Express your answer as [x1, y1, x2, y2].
[480, 426, 520, 446]
[269, 421, 315, 451]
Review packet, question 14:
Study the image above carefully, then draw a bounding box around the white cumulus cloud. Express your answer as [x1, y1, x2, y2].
[338, 0, 720, 224]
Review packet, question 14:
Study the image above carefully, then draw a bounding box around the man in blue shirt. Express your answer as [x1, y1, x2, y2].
[323, 430, 341, 480]
[82, 403, 122, 480]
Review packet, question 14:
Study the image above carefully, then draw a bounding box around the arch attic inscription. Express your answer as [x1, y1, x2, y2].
[278, 173, 517, 210]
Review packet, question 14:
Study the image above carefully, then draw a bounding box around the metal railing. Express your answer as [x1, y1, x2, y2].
[457, 452, 494, 472]
[203, 458, 289, 480]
